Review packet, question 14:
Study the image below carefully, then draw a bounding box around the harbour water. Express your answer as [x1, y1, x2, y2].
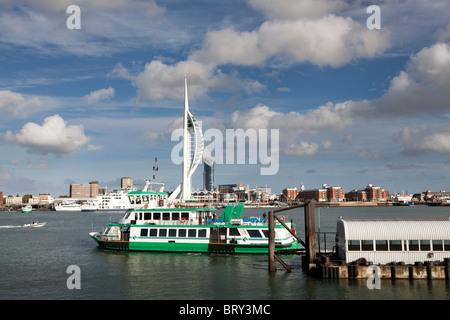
[1, 205, 450, 300]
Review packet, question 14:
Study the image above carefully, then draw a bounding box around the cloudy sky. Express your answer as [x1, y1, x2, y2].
[1, 0, 450, 197]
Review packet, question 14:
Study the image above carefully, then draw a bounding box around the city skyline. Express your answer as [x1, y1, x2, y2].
[1, 1, 450, 197]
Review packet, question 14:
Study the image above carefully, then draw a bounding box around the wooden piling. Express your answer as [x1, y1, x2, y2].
[268, 210, 276, 272]
[304, 200, 316, 271]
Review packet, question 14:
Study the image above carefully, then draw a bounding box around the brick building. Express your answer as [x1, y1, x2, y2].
[282, 188, 299, 201]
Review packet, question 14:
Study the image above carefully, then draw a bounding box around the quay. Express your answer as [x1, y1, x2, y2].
[267, 201, 450, 280]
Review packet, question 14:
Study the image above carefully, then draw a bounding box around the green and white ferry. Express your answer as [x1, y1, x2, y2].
[90, 202, 300, 254]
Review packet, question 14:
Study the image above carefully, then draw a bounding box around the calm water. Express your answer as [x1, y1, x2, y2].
[1, 205, 450, 300]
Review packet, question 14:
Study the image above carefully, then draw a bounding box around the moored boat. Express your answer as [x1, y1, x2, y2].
[90, 202, 300, 254]
[21, 204, 32, 213]
[55, 200, 82, 212]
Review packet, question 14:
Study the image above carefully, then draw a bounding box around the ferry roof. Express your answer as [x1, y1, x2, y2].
[337, 218, 450, 240]
[128, 191, 167, 195]
[130, 207, 216, 212]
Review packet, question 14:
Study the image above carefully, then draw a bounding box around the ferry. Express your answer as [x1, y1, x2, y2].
[55, 200, 81, 212]
[82, 179, 168, 212]
[90, 202, 300, 254]
[21, 204, 32, 213]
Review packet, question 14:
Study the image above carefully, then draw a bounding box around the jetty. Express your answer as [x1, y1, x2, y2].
[267, 201, 450, 280]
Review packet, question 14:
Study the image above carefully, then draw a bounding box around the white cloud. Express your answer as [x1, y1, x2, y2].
[247, 0, 347, 19]
[321, 140, 332, 149]
[133, 60, 215, 100]
[357, 150, 382, 160]
[0, 90, 41, 116]
[194, 15, 390, 68]
[123, 6, 390, 101]
[0, 0, 165, 13]
[284, 142, 319, 157]
[394, 125, 450, 156]
[0, 1, 166, 56]
[86, 87, 115, 103]
[230, 102, 354, 134]
[359, 42, 450, 118]
[87, 144, 103, 152]
[2, 114, 90, 156]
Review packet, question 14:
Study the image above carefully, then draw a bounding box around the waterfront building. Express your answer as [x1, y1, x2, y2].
[324, 184, 345, 202]
[0, 191, 3, 206]
[298, 184, 344, 202]
[121, 177, 133, 189]
[282, 188, 299, 201]
[5, 196, 23, 205]
[364, 184, 388, 201]
[191, 190, 220, 204]
[422, 190, 450, 202]
[345, 189, 367, 201]
[298, 188, 327, 202]
[70, 181, 100, 198]
[203, 161, 215, 192]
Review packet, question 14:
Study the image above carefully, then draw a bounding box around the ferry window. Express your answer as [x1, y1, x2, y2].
[389, 240, 402, 251]
[408, 240, 419, 251]
[139, 212, 142, 220]
[144, 212, 152, 220]
[420, 240, 430, 251]
[229, 228, 240, 236]
[163, 212, 170, 220]
[247, 230, 262, 238]
[104, 227, 111, 234]
[169, 229, 177, 237]
[181, 212, 189, 219]
[154, 212, 161, 220]
[124, 212, 131, 219]
[444, 240, 450, 251]
[188, 229, 196, 237]
[128, 196, 135, 204]
[136, 197, 141, 204]
[348, 240, 360, 251]
[159, 229, 167, 237]
[262, 230, 269, 238]
[143, 195, 149, 203]
[149, 229, 157, 237]
[375, 240, 388, 251]
[172, 212, 180, 220]
[198, 229, 207, 237]
[179, 229, 187, 237]
[140, 229, 148, 237]
[361, 240, 373, 251]
[432, 240, 443, 251]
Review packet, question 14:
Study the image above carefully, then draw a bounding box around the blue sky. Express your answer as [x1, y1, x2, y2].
[1, 0, 450, 197]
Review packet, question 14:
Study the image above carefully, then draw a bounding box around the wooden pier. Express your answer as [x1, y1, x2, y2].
[267, 200, 450, 280]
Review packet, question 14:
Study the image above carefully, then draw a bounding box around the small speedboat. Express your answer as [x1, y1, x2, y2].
[23, 221, 46, 228]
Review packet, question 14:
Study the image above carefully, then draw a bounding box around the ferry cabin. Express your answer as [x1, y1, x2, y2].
[127, 190, 168, 209]
[336, 218, 450, 264]
[90, 206, 299, 254]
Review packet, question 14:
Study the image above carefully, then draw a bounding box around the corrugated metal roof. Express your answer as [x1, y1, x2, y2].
[337, 219, 450, 240]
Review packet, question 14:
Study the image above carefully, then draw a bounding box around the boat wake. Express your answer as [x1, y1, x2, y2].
[0, 225, 23, 228]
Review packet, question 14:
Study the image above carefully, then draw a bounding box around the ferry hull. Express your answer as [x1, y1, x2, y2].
[90, 232, 300, 254]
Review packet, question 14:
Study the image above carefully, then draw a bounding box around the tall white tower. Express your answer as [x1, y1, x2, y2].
[171, 76, 204, 202]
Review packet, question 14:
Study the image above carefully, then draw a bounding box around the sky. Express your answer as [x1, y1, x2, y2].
[1, 0, 450, 197]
